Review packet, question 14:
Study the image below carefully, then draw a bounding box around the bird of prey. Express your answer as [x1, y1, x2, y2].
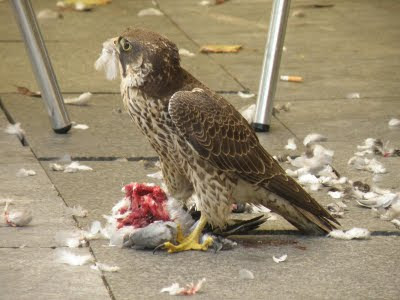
[95, 28, 338, 253]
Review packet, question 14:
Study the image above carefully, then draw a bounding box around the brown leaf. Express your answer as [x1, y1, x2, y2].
[200, 45, 242, 53]
[15, 86, 41, 98]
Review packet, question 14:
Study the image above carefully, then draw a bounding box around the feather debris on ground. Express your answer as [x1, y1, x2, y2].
[284, 138, 297, 150]
[16, 168, 36, 177]
[239, 269, 254, 280]
[37, 9, 63, 19]
[64, 162, 93, 173]
[237, 91, 255, 99]
[348, 156, 386, 174]
[240, 104, 255, 124]
[49, 163, 65, 171]
[391, 219, 400, 229]
[65, 205, 88, 217]
[56, 249, 94, 266]
[160, 278, 206, 296]
[346, 92, 360, 99]
[147, 171, 163, 180]
[72, 124, 89, 130]
[328, 227, 370, 240]
[4, 123, 25, 140]
[179, 48, 195, 57]
[273, 254, 287, 263]
[91, 262, 120, 272]
[64, 92, 92, 105]
[388, 118, 400, 128]
[326, 201, 347, 218]
[137, 8, 163, 17]
[273, 102, 291, 113]
[303, 133, 327, 146]
[3, 201, 32, 227]
[55, 230, 87, 248]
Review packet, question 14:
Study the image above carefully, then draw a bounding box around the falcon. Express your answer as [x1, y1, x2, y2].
[95, 28, 338, 253]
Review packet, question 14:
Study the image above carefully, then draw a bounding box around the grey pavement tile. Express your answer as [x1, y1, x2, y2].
[0, 248, 110, 300]
[89, 235, 400, 300]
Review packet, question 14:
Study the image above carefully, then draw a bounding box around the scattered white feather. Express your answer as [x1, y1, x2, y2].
[346, 92, 360, 99]
[328, 228, 370, 240]
[4, 123, 25, 139]
[160, 278, 206, 296]
[198, 0, 211, 5]
[91, 262, 120, 272]
[66, 205, 88, 217]
[289, 145, 334, 175]
[179, 48, 195, 57]
[237, 91, 255, 99]
[37, 9, 62, 19]
[273, 254, 287, 263]
[55, 230, 86, 248]
[56, 249, 94, 266]
[4, 202, 32, 227]
[64, 92, 92, 105]
[303, 133, 327, 146]
[328, 191, 343, 199]
[49, 163, 65, 171]
[357, 193, 397, 209]
[147, 171, 163, 180]
[380, 201, 400, 221]
[239, 269, 254, 280]
[72, 124, 89, 130]
[64, 161, 93, 173]
[391, 219, 400, 229]
[240, 104, 255, 124]
[137, 8, 163, 16]
[284, 138, 297, 150]
[348, 156, 386, 174]
[388, 118, 400, 128]
[95, 38, 119, 80]
[16, 168, 36, 177]
[298, 174, 319, 185]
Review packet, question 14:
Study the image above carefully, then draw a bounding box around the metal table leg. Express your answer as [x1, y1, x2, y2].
[10, 0, 71, 134]
[252, 0, 291, 132]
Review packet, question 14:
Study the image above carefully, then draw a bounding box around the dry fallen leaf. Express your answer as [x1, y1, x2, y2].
[15, 86, 41, 98]
[200, 45, 242, 53]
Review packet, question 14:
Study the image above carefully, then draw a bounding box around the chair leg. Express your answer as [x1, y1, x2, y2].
[10, 0, 71, 134]
[252, 0, 291, 132]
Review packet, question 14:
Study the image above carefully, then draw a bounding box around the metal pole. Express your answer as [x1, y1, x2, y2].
[10, 0, 71, 134]
[252, 0, 291, 132]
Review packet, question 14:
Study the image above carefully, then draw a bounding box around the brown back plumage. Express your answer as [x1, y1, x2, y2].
[169, 88, 338, 233]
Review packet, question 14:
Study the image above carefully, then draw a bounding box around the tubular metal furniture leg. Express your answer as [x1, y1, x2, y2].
[252, 0, 291, 132]
[10, 0, 71, 134]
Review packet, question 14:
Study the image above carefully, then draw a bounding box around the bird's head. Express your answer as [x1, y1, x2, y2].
[95, 28, 182, 97]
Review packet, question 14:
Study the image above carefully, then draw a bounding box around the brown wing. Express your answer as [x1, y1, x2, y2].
[168, 89, 338, 227]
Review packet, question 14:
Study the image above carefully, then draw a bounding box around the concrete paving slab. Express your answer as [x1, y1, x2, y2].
[0, 0, 242, 93]
[0, 93, 288, 159]
[89, 235, 400, 300]
[0, 248, 110, 300]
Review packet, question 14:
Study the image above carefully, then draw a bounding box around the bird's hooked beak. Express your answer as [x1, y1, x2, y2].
[113, 36, 121, 53]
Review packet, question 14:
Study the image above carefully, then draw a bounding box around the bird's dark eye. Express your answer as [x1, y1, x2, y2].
[120, 38, 132, 51]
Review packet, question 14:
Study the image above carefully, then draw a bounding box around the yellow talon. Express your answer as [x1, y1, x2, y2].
[163, 215, 213, 253]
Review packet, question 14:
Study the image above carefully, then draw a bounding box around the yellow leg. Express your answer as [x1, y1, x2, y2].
[163, 215, 213, 253]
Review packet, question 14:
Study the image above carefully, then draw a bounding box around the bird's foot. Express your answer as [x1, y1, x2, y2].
[163, 215, 213, 253]
[163, 235, 213, 253]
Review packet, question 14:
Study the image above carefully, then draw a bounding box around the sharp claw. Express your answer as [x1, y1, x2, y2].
[153, 243, 167, 254]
